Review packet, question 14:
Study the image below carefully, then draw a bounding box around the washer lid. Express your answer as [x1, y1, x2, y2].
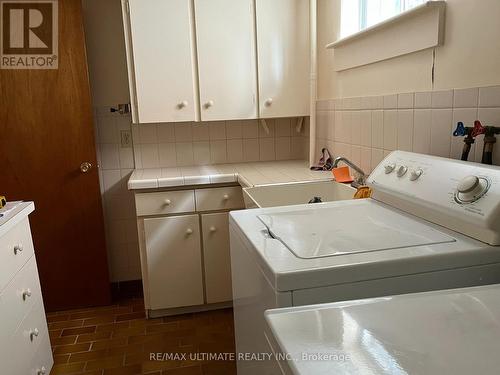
[257, 201, 456, 259]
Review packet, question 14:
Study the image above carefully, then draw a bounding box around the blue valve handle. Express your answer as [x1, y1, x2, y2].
[453, 122, 466, 137]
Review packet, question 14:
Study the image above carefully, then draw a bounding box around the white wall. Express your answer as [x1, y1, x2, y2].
[317, 0, 500, 99]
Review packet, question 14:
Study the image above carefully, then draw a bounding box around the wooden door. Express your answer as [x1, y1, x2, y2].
[201, 213, 232, 304]
[195, 0, 258, 121]
[143, 215, 204, 310]
[125, 0, 198, 124]
[0, 0, 111, 311]
[256, 0, 310, 118]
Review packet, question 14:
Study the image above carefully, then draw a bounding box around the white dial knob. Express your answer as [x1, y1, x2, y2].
[384, 163, 396, 174]
[164, 199, 171, 206]
[265, 98, 273, 107]
[455, 176, 490, 204]
[397, 166, 408, 177]
[186, 228, 193, 235]
[409, 169, 423, 181]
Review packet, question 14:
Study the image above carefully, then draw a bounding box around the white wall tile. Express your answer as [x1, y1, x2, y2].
[259, 138, 276, 161]
[351, 111, 361, 145]
[430, 109, 452, 157]
[97, 116, 118, 143]
[174, 122, 193, 142]
[192, 123, 210, 141]
[383, 94, 398, 109]
[119, 147, 134, 169]
[158, 143, 177, 167]
[275, 118, 291, 137]
[351, 145, 361, 167]
[454, 88, 479, 108]
[275, 137, 291, 160]
[415, 92, 432, 109]
[431, 90, 453, 109]
[226, 121, 243, 139]
[337, 111, 352, 143]
[175, 142, 194, 166]
[413, 110, 432, 154]
[371, 110, 384, 148]
[397, 110, 414, 152]
[398, 93, 414, 109]
[140, 143, 159, 168]
[157, 123, 176, 143]
[102, 170, 122, 195]
[383, 110, 398, 151]
[242, 120, 259, 138]
[327, 112, 335, 141]
[316, 111, 328, 140]
[259, 119, 275, 138]
[477, 107, 500, 125]
[227, 139, 244, 163]
[210, 140, 227, 163]
[139, 123, 158, 144]
[370, 96, 384, 110]
[193, 141, 211, 165]
[360, 111, 372, 147]
[360, 146, 372, 173]
[291, 137, 306, 159]
[334, 142, 351, 159]
[101, 143, 121, 169]
[208, 121, 226, 140]
[479, 86, 500, 107]
[371, 148, 384, 170]
[451, 108, 477, 161]
[243, 138, 260, 161]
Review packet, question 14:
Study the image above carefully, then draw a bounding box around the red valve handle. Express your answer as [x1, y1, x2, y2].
[471, 120, 486, 138]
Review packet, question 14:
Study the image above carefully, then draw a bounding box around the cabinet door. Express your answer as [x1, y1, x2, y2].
[256, 0, 310, 118]
[143, 215, 204, 310]
[126, 0, 198, 123]
[194, 0, 257, 121]
[201, 213, 232, 303]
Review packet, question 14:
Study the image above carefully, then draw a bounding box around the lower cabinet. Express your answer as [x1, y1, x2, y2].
[201, 213, 232, 304]
[143, 215, 204, 310]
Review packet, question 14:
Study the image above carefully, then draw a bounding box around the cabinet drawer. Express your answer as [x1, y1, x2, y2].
[28, 334, 53, 375]
[3, 299, 49, 375]
[0, 218, 35, 291]
[135, 190, 195, 216]
[0, 256, 42, 339]
[195, 187, 244, 211]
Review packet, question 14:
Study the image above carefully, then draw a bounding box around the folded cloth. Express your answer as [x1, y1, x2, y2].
[310, 148, 334, 171]
[353, 186, 372, 199]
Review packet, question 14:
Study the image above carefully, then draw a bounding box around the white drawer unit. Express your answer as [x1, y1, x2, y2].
[135, 185, 245, 317]
[0, 202, 53, 375]
[195, 186, 244, 212]
[135, 190, 195, 216]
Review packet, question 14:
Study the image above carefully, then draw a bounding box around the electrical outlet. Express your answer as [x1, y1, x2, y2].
[120, 130, 132, 148]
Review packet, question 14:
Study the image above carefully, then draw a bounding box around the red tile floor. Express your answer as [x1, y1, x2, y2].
[46, 297, 237, 375]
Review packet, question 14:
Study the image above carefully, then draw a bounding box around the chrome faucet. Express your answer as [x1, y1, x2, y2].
[332, 157, 366, 188]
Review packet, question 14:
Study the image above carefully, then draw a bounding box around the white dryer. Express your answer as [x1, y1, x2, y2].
[229, 151, 500, 375]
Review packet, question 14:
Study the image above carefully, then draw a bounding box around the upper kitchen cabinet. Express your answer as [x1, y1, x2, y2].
[194, 0, 257, 121]
[255, 0, 310, 118]
[123, 0, 198, 124]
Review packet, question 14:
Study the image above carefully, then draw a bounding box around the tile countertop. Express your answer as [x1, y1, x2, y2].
[127, 160, 333, 190]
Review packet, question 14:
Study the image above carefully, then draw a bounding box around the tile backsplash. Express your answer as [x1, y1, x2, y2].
[132, 118, 310, 168]
[316, 85, 500, 174]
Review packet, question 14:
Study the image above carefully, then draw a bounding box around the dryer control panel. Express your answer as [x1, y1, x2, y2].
[367, 151, 500, 245]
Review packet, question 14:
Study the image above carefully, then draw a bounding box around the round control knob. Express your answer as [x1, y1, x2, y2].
[222, 194, 229, 201]
[264, 98, 273, 107]
[186, 228, 193, 235]
[455, 176, 490, 204]
[209, 226, 217, 233]
[164, 199, 171, 206]
[409, 169, 423, 181]
[457, 176, 480, 194]
[384, 163, 396, 174]
[397, 166, 408, 177]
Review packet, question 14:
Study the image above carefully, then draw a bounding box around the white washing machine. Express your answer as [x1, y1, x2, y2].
[229, 151, 500, 375]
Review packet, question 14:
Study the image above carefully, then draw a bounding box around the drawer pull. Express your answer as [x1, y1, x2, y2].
[37, 367, 47, 375]
[14, 245, 23, 254]
[22, 288, 32, 300]
[164, 199, 172, 206]
[223, 194, 230, 201]
[209, 226, 217, 233]
[29, 328, 39, 341]
[186, 228, 193, 235]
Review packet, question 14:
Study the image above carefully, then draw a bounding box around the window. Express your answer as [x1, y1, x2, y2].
[340, 0, 426, 38]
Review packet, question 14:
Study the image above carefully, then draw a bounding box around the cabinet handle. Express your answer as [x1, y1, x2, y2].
[164, 199, 172, 206]
[204, 100, 214, 109]
[29, 328, 39, 341]
[177, 100, 188, 109]
[264, 98, 273, 107]
[223, 194, 230, 201]
[14, 245, 23, 255]
[37, 367, 46, 375]
[209, 226, 217, 233]
[22, 289, 32, 301]
[186, 228, 193, 235]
